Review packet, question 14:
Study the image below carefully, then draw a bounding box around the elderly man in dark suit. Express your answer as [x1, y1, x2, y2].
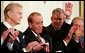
[1, 3, 29, 52]
[23, 12, 50, 52]
[55, 17, 84, 52]
[46, 8, 71, 52]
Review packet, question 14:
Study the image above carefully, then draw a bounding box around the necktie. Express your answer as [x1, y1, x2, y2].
[36, 35, 42, 43]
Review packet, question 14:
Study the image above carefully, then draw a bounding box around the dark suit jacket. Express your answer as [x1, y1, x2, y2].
[54, 40, 70, 52]
[1, 23, 25, 52]
[23, 27, 51, 52]
[46, 22, 71, 52]
[54, 32, 83, 52]
[67, 38, 82, 52]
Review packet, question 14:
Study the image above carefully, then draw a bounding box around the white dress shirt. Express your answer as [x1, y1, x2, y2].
[1, 38, 4, 45]
[2, 21, 20, 51]
[1, 21, 27, 52]
[32, 30, 49, 46]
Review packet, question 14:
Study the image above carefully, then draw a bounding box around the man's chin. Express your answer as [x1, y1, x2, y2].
[55, 26, 61, 30]
[38, 31, 42, 34]
[16, 22, 20, 25]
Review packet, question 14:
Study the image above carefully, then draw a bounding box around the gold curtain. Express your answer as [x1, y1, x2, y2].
[80, 1, 84, 21]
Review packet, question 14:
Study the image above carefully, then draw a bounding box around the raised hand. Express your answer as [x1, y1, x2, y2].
[64, 2, 73, 19]
[73, 27, 84, 42]
[64, 26, 75, 44]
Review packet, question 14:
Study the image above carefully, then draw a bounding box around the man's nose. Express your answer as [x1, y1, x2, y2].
[57, 19, 61, 23]
[39, 24, 43, 28]
[20, 16, 22, 19]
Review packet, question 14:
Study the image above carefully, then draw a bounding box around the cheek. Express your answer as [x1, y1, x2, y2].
[12, 13, 18, 19]
[52, 20, 58, 24]
[32, 25, 38, 30]
[15, 14, 21, 21]
[74, 27, 79, 32]
[11, 15, 17, 21]
[74, 27, 77, 32]
[15, 14, 20, 19]
[35, 25, 42, 31]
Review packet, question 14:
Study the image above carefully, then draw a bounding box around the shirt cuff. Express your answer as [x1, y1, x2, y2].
[65, 19, 71, 25]
[7, 42, 14, 51]
[55, 50, 62, 52]
[45, 42, 49, 46]
[23, 48, 27, 52]
[1, 38, 4, 45]
[63, 40, 67, 46]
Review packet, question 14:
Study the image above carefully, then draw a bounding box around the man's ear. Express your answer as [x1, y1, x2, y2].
[7, 11, 12, 18]
[28, 22, 32, 28]
[51, 16, 53, 21]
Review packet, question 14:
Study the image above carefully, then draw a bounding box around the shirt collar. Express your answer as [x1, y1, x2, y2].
[31, 30, 38, 37]
[3, 21, 13, 28]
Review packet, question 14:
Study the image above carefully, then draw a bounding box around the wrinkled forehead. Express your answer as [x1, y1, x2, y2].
[32, 15, 43, 22]
[52, 12, 66, 18]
